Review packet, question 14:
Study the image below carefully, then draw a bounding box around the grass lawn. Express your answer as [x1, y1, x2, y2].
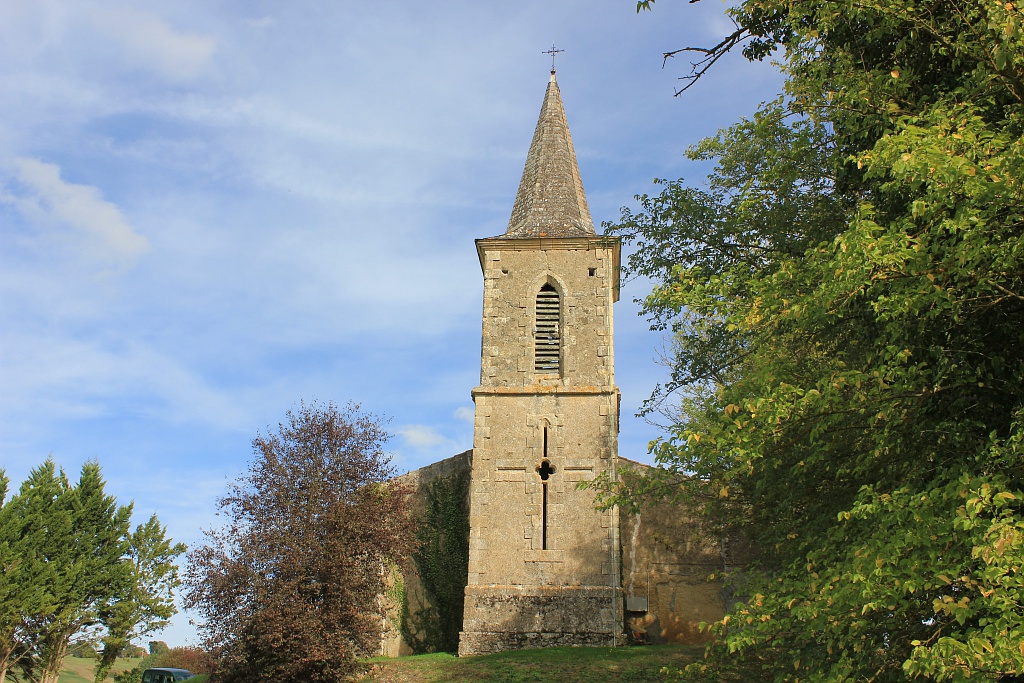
[357, 644, 704, 683]
[57, 656, 141, 683]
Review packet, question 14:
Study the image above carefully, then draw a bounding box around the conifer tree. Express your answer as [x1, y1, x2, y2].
[94, 515, 186, 683]
[1, 461, 77, 683]
[0, 470, 55, 683]
[30, 462, 133, 683]
[0, 461, 184, 683]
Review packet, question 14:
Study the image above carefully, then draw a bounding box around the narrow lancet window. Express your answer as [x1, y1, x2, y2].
[537, 459, 555, 550]
[535, 283, 561, 373]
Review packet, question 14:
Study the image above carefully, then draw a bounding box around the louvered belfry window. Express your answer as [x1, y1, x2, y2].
[535, 283, 561, 373]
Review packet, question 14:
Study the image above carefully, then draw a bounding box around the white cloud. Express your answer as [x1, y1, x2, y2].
[397, 424, 449, 450]
[394, 417, 473, 470]
[6, 157, 150, 266]
[92, 7, 215, 83]
[454, 406, 474, 423]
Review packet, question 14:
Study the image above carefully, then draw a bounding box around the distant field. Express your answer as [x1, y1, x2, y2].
[58, 656, 141, 683]
[358, 644, 704, 683]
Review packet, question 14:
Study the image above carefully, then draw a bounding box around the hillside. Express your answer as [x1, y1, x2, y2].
[58, 656, 141, 683]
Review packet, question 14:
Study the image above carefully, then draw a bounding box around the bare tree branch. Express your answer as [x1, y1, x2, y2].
[663, 27, 749, 96]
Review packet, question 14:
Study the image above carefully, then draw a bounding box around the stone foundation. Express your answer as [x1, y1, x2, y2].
[459, 584, 624, 655]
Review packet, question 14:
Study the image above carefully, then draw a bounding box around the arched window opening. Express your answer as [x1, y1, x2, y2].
[535, 283, 560, 373]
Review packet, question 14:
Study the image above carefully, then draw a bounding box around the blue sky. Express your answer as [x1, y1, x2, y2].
[0, 0, 782, 646]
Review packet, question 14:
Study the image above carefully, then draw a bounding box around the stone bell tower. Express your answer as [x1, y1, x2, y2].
[458, 70, 623, 656]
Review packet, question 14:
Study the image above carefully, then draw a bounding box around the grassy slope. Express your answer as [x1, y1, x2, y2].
[58, 656, 141, 683]
[358, 645, 704, 683]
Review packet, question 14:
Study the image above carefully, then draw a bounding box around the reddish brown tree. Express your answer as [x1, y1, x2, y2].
[184, 402, 414, 683]
[154, 646, 214, 675]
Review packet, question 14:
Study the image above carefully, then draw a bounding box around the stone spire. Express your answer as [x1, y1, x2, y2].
[505, 72, 595, 238]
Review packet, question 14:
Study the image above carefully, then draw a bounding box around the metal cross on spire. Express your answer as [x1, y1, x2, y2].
[542, 44, 564, 73]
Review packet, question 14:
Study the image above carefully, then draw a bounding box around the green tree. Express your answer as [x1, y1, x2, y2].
[32, 461, 134, 683]
[603, 1, 1024, 680]
[24, 458, 134, 683]
[94, 516, 187, 683]
[0, 460, 185, 683]
[1, 460, 80, 683]
[184, 401, 416, 683]
[0, 469, 56, 683]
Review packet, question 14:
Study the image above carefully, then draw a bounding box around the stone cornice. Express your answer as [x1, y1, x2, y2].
[472, 385, 619, 398]
[475, 235, 621, 301]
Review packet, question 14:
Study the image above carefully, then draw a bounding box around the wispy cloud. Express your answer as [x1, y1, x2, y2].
[91, 7, 215, 83]
[0, 330, 252, 432]
[4, 158, 150, 266]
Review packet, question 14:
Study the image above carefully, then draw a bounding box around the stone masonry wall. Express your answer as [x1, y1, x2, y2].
[476, 238, 616, 390]
[618, 458, 757, 645]
[380, 450, 472, 657]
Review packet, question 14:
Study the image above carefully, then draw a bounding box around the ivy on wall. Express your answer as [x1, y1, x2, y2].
[384, 561, 406, 637]
[404, 470, 470, 653]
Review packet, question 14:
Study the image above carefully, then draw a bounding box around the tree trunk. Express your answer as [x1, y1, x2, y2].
[39, 634, 69, 683]
[0, 634, 28, 683]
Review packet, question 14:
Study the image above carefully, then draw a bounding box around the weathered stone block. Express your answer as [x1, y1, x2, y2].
[459, 585, 624, 655]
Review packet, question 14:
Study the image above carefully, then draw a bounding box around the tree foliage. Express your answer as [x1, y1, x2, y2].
[604, 1, 1024, 680]
[184, 401, 416, 683]
[94, 516, 187, 683]
[0, 460, 184, 683]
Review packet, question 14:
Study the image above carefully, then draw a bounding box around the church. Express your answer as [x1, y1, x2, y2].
[382, 68, 752, 657]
